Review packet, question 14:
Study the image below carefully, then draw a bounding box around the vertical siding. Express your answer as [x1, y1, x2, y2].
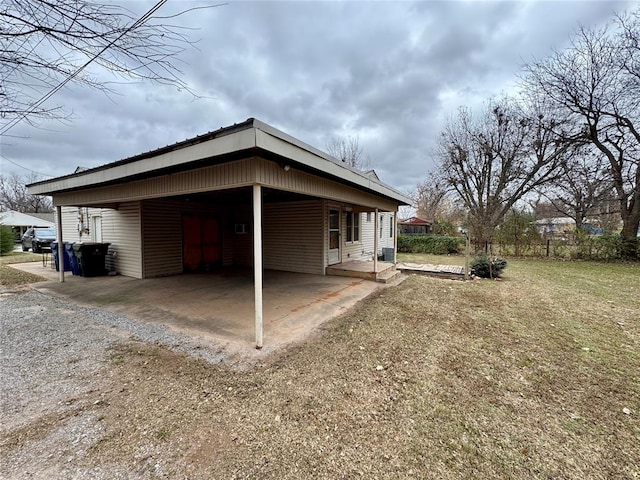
[263, 200, 324, 275]
[102, 202, 142, 278]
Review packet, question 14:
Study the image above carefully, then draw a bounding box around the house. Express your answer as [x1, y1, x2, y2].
[0, 210, 55, 241]
[398, 216, 432, 235]
[28, 118, 411, 347]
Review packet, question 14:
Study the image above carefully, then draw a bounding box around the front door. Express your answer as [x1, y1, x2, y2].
[328, 208, 341, 265]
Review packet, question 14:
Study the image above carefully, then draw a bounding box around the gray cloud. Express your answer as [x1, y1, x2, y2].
[2, 0, 635, 193]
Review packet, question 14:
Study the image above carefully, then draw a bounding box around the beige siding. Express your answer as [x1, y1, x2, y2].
[141, 198, 237, 278]
[54, 158, 256, 206]
[58, 206, 108, 243]
[263, 200, 324, 275]
[341, 211, 366, 262]
[53, 157, 399, 213]
[58, 206, 80, 243]
[102, 202, 142, 278]
[141, 199, 183, 278]
[256, 160, 399, 211]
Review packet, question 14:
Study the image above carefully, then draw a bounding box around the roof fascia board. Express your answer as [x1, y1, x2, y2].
[254, 128, 411, 205]
[28, 128, 257, 195]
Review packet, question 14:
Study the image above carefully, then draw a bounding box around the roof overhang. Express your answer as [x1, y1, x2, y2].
[28, 118, 412, 206]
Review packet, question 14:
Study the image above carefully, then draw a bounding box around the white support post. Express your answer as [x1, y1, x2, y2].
[373, 208, 379, 273]
[253, 184, 263, 349]
[393, 209, 398, 264]
[56, 205, 64, 283]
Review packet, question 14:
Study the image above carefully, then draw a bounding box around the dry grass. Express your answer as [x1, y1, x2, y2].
[0, 252, 46, 286]
[7, 256, 640, 478]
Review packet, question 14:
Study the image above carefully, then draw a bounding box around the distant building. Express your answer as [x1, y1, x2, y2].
[398, 217, 432, 235]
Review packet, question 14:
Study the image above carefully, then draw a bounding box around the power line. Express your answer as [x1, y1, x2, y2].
[0, 154, 54, 178]
[0, 0, 168, 136]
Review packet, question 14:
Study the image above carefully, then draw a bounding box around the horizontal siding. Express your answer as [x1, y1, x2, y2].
[58, 206, 81, 243]
[102, 202, 142, 278]
[263, 200, 324, 275]
[58, 206, 108, 243]
[141, 198, 236, 277]
[142, 199, 183, 278]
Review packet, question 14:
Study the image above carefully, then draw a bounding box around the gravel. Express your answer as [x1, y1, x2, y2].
[0, 286, 237, 479]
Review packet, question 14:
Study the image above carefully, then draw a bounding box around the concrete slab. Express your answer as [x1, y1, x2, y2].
[9, 262, 395, 360]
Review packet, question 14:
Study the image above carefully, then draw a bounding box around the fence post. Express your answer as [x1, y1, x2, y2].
[546, 239, 550, 257]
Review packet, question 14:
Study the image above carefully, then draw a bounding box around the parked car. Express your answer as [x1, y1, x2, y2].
[21, 227, 57, 253]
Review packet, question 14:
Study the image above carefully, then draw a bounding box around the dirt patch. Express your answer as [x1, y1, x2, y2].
[1, 258, 639, 479]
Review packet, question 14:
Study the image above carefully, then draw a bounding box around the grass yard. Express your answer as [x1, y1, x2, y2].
[5, 256, 640, 478]
[0, 251, 46, 286]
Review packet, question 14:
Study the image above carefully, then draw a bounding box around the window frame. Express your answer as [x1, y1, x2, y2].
[346, 211, 360, 243]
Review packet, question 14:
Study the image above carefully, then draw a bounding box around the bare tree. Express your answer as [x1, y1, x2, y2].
[0, 0, 221, 129]
[0, 173, 52, 212]
[325, 135, 371, 171]
[541, 150, 613, 229]
[437, 97, 573, 249]
[522, 8, 640, 257]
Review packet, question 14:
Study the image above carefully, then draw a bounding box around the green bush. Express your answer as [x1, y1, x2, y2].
[470, 253, 507, 278]
[0, 225, 15, 255]
[397, 234, 462, 255]
[572, 233, 624, 261]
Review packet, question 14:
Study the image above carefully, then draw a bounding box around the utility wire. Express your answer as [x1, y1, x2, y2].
[0, 154, 54, 177]
[0, 0, 168, 136]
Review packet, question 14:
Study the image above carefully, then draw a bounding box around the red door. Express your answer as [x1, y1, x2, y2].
[183, 216, 221, 272]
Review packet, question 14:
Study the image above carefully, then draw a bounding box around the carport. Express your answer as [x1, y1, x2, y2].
[27, 118, 411, 348]
[14, 261, 386, 356]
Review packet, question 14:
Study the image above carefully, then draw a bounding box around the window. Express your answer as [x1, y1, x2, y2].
[390, 215, 394, 238]
[366, 212, 371, 222]
[346, 212, 360, 242]
[379, 215, 384, 238]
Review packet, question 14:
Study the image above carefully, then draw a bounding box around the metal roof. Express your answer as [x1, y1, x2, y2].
[28, 118, 412, 205]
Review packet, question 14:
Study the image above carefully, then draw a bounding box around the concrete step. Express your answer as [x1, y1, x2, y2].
[376, 269, 402, 284]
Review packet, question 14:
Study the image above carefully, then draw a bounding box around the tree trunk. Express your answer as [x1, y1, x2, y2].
[620, 217, 640, 259]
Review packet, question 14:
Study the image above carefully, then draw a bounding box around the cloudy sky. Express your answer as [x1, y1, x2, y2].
[1, 0, 635, 194]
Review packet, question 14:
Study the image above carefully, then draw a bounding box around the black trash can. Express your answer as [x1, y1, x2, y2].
[72, 242, 111, 277]
[51, 241, 71, 272]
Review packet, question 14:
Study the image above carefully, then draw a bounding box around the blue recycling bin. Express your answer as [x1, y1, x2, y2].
[64, 243, 81, 276]
[51, 241, 71, 272]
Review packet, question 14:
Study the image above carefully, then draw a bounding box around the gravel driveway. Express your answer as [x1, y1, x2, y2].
[0, 287, 234, 479]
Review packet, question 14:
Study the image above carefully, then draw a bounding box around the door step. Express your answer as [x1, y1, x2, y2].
[376, 269, 402, 284]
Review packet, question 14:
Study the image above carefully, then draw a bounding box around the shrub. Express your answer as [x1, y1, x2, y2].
[397, 235, 462, 255]
[470, 253, 507, 278]
[0, 225, 15, 255]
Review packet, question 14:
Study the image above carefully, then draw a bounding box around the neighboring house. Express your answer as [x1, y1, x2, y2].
[28, 118, 411, 347]
[534, 217, 575, 238]
[398, 216, 432, 235]
[0, 210, 55, 241]
[534, 216, 608, 238]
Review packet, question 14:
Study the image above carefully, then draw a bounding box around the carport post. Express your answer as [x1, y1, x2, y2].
[253, 184, 263, 349]
[56, 205, 64, 283]
[373, 208, 379, 272]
